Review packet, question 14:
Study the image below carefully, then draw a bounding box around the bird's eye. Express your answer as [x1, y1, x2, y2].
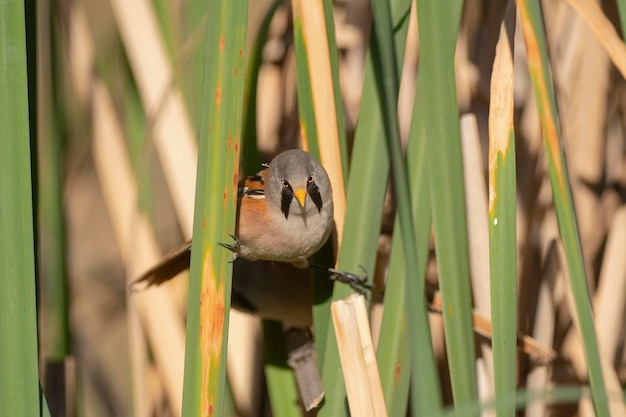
[281, 180, 289, 188]
[308, 175, 314, 183]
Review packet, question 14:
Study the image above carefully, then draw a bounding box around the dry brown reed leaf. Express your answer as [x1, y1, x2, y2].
[461, 114, 491, 317]
[226, 311, 264, 417]
[331, 294, 388, 417]
[66, 6, 142, 415]
[108, 0, 198, 237]
[546, 7, 609, 283]
[460, 114, 495, 407]
[553, 238, 626, 416]
[526, 240, 558, 417]
[565, 0, 626, 80]
[257, 63, 285, 154]
[67, 7, 94, 106]
[429, 292, 557, 364]
[290, 0, 347, 244]
[92, 81, 185, 416]
[594, 206, 626, 361]
[554, 15, 607, 185]
[398, 1, 419, 143]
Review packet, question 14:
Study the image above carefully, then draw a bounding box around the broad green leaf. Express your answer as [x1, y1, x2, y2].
[181, 1, 249, 415]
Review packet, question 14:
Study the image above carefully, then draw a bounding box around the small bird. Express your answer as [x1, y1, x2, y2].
[133, 149, 367, 325]
[224, 148, 334, 266]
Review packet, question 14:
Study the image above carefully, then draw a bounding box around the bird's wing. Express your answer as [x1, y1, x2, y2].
[131, 167, 269, 289]
[129, 240, 192, 289]
[239, 168, 267, 198]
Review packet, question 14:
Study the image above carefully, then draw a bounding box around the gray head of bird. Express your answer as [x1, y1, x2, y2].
[266, 149, 333, 220]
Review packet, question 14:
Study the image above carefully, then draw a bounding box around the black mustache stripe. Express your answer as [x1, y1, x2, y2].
[280, 180, 323, 219]
[308, 181, 323, 213]
[281, 186, 294, 219]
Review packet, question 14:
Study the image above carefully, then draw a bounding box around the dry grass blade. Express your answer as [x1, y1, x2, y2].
[460, 114, 495, 412]
[555, 241, 626, 417]
[548, 8, 609, 274]
[565, 0, 626, 80]
[526, 240, 558, 417]
[331, 294, 387, 417]
[592, 206, 626, 414]
[108, 0, 197, 236]
[593, 206, 626, 361]
[226, 312, 263, 417]
[291, 0, 346, 240]
[68, 6, 186, 414]
[92, 81, 185, 416]
[429, 293, 556, 363]
[461, 114, 491, 317]
[67, 6, 93, 105]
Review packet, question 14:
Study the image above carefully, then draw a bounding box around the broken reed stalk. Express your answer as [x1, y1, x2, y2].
[331, 294, 387, 417]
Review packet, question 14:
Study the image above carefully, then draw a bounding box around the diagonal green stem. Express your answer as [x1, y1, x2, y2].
[517, 1, 609, 415]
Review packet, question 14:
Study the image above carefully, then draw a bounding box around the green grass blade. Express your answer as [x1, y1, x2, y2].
[241, 0, 281, 174]
[517, 1, 610, 415]
[317, 1, 419, 415]
[337, 0, 413, 297]
[0, 1, 44, 415]
[181, 0, 249, 415]
[40, 385, 52, 417]
[151, 0, 180, 61]
[122, 81, 155, 219]
[378, 126, 444, 417]
[38, 0, 69, 361]
[338, 0, 442, 415]
[441, 386, 591, 417]
[415, 0, 478, 408]
[38, 3, 71, 412]
[262, 321, 301, 417]
[487, 14, 517, 417]
[320, 0, 349, 175]
[366, 0, 448, 415]
[180, 0, 208, 128]
[617, 0, 626, 39]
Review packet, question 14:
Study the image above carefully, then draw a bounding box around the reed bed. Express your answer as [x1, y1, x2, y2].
[5, 0, 626, 416]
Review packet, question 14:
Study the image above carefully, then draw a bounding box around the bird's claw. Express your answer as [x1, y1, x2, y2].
[328, 265, 372, 295]
[218, 234, 240, 263]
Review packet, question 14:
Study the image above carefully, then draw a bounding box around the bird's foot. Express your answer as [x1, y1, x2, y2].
[218, 234, 240, 263]
[328, 266, 372, 295]
[310, 264, 371, 295]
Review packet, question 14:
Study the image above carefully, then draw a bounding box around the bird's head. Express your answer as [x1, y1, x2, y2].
[266, 149, 333, 220]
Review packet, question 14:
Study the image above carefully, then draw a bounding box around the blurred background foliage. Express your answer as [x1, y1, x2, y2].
[12, 0, 626, 415]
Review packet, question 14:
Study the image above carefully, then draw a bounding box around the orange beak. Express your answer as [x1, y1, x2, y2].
[294, 188, 307, 207]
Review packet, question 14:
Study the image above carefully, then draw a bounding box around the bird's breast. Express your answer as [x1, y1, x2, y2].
[236, 196, 333, 263]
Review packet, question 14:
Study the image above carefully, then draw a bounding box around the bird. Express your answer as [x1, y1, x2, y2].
[132, 149, 368, 325]
[222, 148, 334, 266]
